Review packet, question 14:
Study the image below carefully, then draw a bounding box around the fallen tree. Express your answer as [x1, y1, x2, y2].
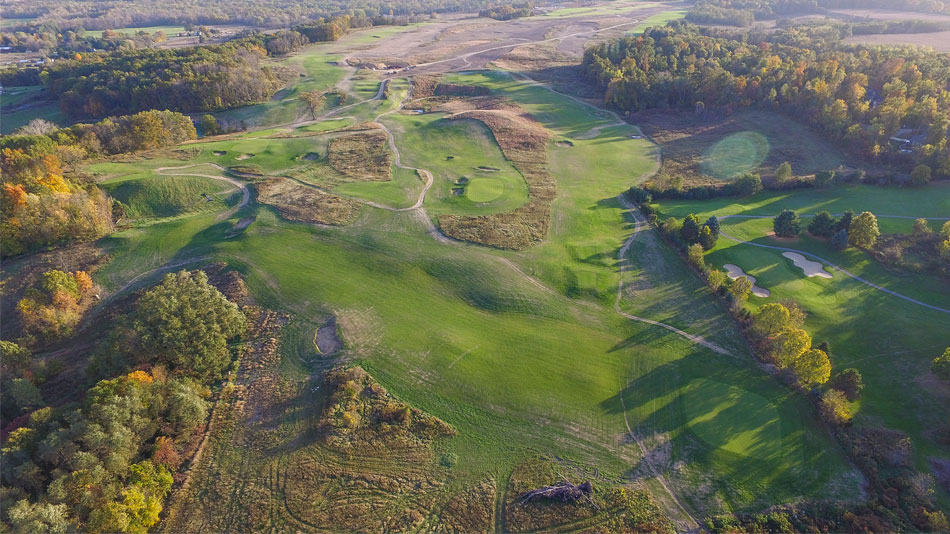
[520, 480, 594, 505]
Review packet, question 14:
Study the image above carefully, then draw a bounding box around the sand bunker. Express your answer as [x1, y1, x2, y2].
[475, 166, 500, 172]
[723, 264, 771, 297]
[213, 150, 227, 156]
[556, 140, 574, 147]
[782, 252, 832, 278]
[236, 154, 255, 160]
[301, 152, 320, 161]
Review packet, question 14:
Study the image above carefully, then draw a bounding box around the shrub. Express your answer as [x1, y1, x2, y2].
[933, 348, 950, 381]
[808, 211, 836, 237]
[830, 368, 864, 400]
[687, 243, 705, 270]
[819, 389, 853, 425]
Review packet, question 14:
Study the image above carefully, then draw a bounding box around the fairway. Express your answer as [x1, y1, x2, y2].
[684, 379, 786, 461]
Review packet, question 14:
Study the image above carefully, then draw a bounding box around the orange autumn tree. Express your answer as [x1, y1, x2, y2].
[18, 270, 96, 342]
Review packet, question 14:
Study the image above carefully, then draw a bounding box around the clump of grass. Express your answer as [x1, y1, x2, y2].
[327, 129, 392, 182]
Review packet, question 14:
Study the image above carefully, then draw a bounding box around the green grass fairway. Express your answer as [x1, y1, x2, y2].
[190, 136, 327, 173]
[382, 113, 530, 215]
[1, 86, 65, 134]
[102, 175, 236, 220]
[702, 131, 769, 179]
[684, 379, 785, 461]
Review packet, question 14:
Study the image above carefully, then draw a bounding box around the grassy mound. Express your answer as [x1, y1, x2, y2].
[102, 175, 234, 219]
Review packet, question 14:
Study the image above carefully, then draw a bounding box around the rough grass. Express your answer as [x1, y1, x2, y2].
[637, 109, 848, 188]
[255, 177, 361, 225]
[327, 127, 392, 181]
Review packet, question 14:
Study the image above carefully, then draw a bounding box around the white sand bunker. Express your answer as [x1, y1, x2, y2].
[236, 153, 255, 160]
[723, 264, 771, 297]
[783, 252, 832, 278]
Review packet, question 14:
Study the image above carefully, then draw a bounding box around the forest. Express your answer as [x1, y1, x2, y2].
[685, 0, 950, 25]
[1, 112, 197, 257]
[0, 0, 564, 31]
[582, 22, 950, 177]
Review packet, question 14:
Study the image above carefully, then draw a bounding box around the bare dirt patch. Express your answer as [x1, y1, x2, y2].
[255, 177, 361, 225]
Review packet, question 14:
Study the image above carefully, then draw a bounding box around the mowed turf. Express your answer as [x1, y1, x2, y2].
[652, 190, 950, 508]
[101, 174, 236, 220]
[382, 113, 530, 215]
[89, 68, 861, 519]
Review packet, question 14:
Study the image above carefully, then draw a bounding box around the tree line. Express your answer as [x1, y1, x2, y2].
[685, 0, 950, 26]
[582, 22, 950, 177]
[0, 0, 561, 31]
[1, 111, 197, 257]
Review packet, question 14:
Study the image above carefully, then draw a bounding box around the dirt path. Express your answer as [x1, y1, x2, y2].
[718, 214, 950, 314]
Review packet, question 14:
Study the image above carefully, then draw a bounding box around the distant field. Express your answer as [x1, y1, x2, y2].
[0, 17, 32, 28]
[843, 31, 950, 52]
[637, 109, 848, 188]
[84, 25, 187, 38]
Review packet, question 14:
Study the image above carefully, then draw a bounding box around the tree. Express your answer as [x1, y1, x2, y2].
[814, 170, 835, 188]
[790, 348, 831, 388]
[704, 216, 720, 237]
[734, 173, 762, 196]
[1, 340, 32, 370]
[773, 209, 800, 238]
[933, 348, 950, 381]
[819, 389, 852, 426]
[707, 269, 727, 291]
[199, 114, 220, 136]
[848, 211, 880, 249]
[830, 368, 864, 400]
[681, 214, 701, 243]
[910, 164, 932, 186]
[699, 225, 717, 250]
[807, 211, 836, 237]
[752, 303, 790, 337]
[687, 243, 705, 270]
[134, 270, 246, 383]
[728, 276, 752, 303]
[912, 218, 931, 239]
[832, 229, 849, 251]
[300, 91, 326, 120]
[771, 328, 811, 368]
[835, 210, 854, 233]
[6, 500, 70, 534]
[13, 119, 59, 136]
[774, 161, 792, 183]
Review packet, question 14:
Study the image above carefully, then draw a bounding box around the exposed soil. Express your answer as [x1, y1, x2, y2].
[314, 317, 342, 355]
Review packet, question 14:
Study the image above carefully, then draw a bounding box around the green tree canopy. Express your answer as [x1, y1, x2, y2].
[773, 209, 800, 238]
[134, 270, 246, 383]
[848, 211, 880, 249]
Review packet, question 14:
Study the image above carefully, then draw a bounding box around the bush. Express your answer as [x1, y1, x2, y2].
[819, 389, 853, 425]
[933, 348, 950, 381]
[830, 368, 864, 400]
[687, 243, 705, 270]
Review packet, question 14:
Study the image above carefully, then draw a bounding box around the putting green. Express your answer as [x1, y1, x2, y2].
[683, 378, 785, 460]
[702, 131, 769, 180]
[466, 177, 505, 202]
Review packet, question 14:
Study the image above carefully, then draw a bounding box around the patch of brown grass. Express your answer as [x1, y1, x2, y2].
[436, 479, 496, 533]
[327, 129, 392, 182]
[411, 74, 441, 98]
[436, 104, 556, 250]
[255, 177, 361, 225]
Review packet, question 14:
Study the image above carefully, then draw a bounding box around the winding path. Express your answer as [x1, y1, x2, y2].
[153, 163, 251, 220]
[718, 214, 950, 314]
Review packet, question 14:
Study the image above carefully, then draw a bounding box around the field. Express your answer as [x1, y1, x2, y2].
[637, 109, 849, 188]
[84, 25, 187, 37]
[843, 31, 950, 52]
